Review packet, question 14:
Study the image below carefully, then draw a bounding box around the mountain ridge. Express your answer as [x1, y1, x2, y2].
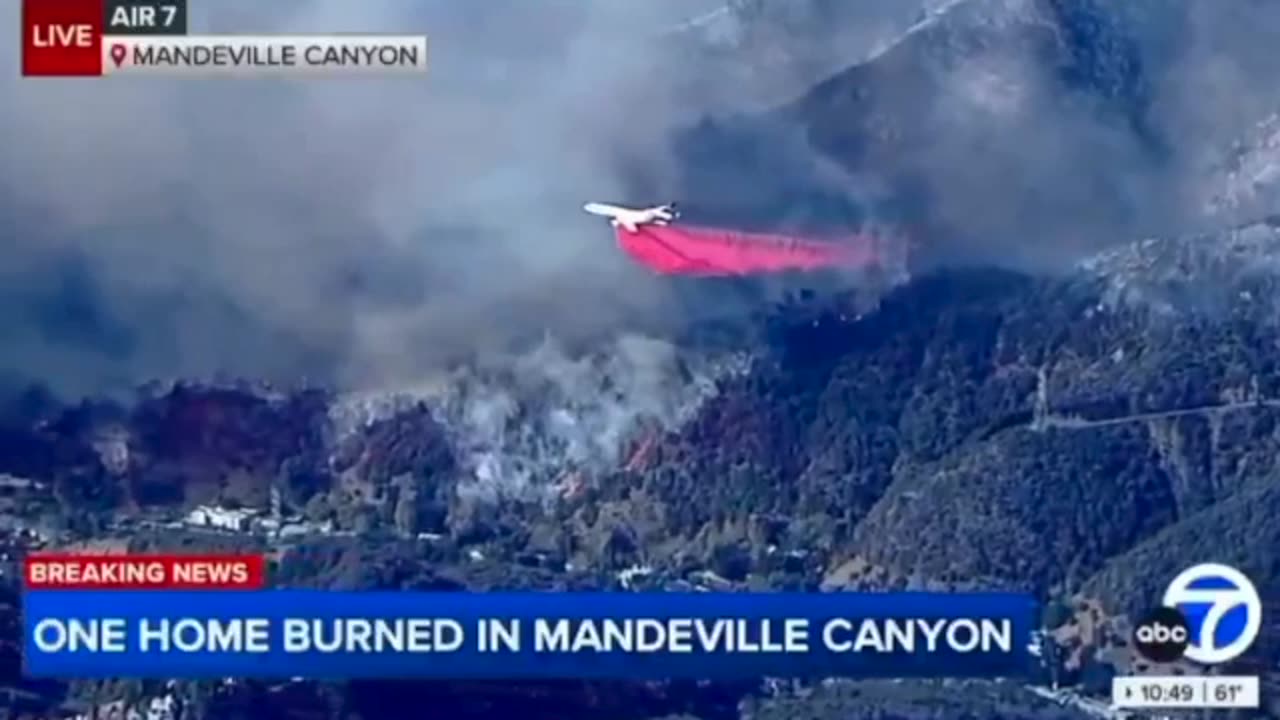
[5, 0, 1280, 717]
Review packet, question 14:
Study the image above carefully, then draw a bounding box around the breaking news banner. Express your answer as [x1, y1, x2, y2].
[24, 553, 265, 590]
[22, 554, 1038, 679]
[21, 0, 427, 77]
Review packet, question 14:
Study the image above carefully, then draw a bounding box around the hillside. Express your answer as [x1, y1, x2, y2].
[657, 0, 1173, 268]
[4, 221, 1279, 718]
[601, 221, 1280, 600]
[3, 0, 1280, 718]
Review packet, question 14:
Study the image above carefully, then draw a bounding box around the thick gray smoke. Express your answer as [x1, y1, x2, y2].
[0, 0, 936, 499]
[3, 0, 1279, 400]
[0, 0, 786, 395]
[331, 334, 751, 500]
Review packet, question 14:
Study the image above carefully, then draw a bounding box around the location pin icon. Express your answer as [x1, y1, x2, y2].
[110, 44, 127, 68]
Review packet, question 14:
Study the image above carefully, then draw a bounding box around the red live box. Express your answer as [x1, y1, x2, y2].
[22, 0, 105, 76]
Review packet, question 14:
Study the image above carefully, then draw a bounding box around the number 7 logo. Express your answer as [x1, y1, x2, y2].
[1163, 563, 1261, 665]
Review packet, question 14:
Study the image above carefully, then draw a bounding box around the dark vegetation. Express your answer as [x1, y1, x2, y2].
[4, 229, 1279, 717]
[3, 1, 1279, 718]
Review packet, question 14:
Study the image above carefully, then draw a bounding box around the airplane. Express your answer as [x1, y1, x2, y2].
[583, 202, 678, 232]
[583, 200, 906, 278]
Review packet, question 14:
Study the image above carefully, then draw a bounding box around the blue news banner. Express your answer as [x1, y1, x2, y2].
[24, 591, 1036, 678]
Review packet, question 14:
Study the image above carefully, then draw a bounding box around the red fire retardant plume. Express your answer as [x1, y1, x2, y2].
[615, 222, 881, 276]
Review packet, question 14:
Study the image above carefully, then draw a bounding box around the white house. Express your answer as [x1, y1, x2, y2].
[185, 505, 255, 532]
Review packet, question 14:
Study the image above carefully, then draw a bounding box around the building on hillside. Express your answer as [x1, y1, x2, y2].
[185, 505, 255, 532]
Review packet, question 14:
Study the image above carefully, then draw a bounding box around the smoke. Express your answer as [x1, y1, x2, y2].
[658, 0, 1280, 277]
[3, 0, 1279, 401]
[330, 334, 751, 501]
[0, 0, 801, 396]
[884, 0, 1280, 269]
[442, 335, 750, 500]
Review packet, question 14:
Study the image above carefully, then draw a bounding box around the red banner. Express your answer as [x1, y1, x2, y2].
[24, 553, 266, 590]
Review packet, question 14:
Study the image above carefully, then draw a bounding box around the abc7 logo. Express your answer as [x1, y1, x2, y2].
[1134, 563, 1264, 665]
[1132, 606, 1192, 663]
